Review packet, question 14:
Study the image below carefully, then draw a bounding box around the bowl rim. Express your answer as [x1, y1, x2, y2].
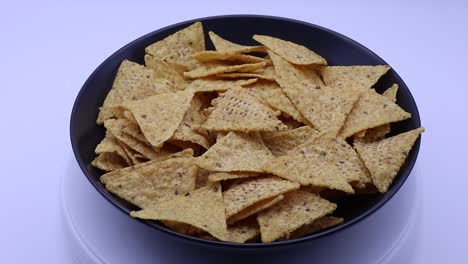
[70, 14, 421, 248]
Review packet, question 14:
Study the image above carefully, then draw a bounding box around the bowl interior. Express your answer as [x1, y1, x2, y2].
[70, 15, 421, 247]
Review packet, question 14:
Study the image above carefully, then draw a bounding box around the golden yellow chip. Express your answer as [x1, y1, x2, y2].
[222, 218, 260, 243]
[97, 60, 173, 124]
[196, 132, 274, 172]
[192, 51, 268, 64]
[92, 152, 128, 172]
[144, 55, 188, 91]
[95, 133, 131, 165]
[253, 35, 327, 65]
[257, 190, 336, 242]
[186, 78, 258, 93]
[201, 87, 287, 132]
[223, 176, 299, 219]
[228, 195, 284, 224]
[209, 31, 265, 53]
[339, 89, 411, 139]
[105, 157, 198, 208]
[183, 61, 267, 79]
[115, 89, 194, 148]
[208, 171, 260, 182]
[131, 183, 228, 240]
[262, 126, 319, 157]
[217, 72, 275, 81]
[322, 65, 390, 91]
[354, 127, 424, 193]
[270, 51, 361, 137]
[145, 22, 205, 73]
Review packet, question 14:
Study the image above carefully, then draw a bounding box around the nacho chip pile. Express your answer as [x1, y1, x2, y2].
[92, 22, 424, 243]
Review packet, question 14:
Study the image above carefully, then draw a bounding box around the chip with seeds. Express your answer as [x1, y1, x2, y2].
[228, 195, 284, 224]
[145, 22, 205, 73]
[253, 35, 327, 65]
[100, 149, 194, 184]
[339, 89, 411, 139]
[192, 51, 268, 64]
[105, 157, 198, 208]
[187, 78, 258, 93]
[183, 62, 267, 79]
[196, 132, 275, 172]
[201, 87, 287, 132]
[115, 89, 194, 148]
[97, 60, 174, 124]
[208, 171, 260, 182]
[130, 183, 228, 240]
[144, 55, 188, 91]
[223, 176, 299, 219]
[247, 81, 306, 123]
[270, 51, 361, 137]
[354, 127, 424, 193]
[257, 190, 336, 242]
[209, 31, 265, 53]
[322, 65, 390, 91]
[262, 126, 319, 157]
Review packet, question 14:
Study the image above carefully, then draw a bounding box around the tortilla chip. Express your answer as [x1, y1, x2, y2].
[105, 157, 198, 208]
[209, 31, 266, 53]
[100, 149, 193, 184]
[183, 62, 267, 79]
[339, 89, 411, 139]
[223, 176, 300, 219]
[145, 22, 205, 73]
[192, 51, 268, 64]
[187, 78, 258, 93]
[217, 72, 275, 81]
[104, 119, 160, 159]
[270, 51, 360, 137]
[95, 133, 131, 165]
[322, 65, 390, 91]
[262, 137, 355, 193]
[228, 195, 284, 224]
[97, 60, 173, 124]
[130, 183, 228, 240]
[247, 81, 306, 123]
[354, 127, 424, 193]
[201, 87, 287, 132]
[144, 55, 188, 91]
[171, 95, 212, 149]
[262, 126, 320, 157]
[383, 83, 399, 101]
[288, 216, 343, 239]
[196, 132, 275, 172]
[222, 218, 260, 243]
[208, 171, 260, 182]
[116, 89, 194, 148]
[253, 35, 327, 65]
[92, 152, 128, 171]
[257, 190, 336, 242]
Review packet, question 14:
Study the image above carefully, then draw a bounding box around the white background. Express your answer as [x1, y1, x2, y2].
[1, 0, 467, 263]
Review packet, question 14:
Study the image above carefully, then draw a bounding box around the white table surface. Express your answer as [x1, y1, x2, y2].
[1, 0, 467, 263]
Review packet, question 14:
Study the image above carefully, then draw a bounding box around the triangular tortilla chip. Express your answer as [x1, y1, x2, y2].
[228, 195, 284, 224]
[222, 218, 260, 243]
[187, 78, 258, 93]
[170, 95, 212, 149]
[209, 31, 265, 53]
[144, 55, 188, 91]
[100, 149, 193, 184]
[183, 62, 266, 79]
[288, 216, 343, 239]
[262, 126, 320, 157]
[192, 51, 268, 64]
[201, 87, 287, 132]
[217, 72, 275, 81]
[321, 65, 390, 91]
[257, 190, 336, 242]
[105, 157, 198, 208]
[95, 133, 131, 165]
[270, 51, 360, 137]
[145, 22, 205, 73]
[97, 60, 173, 124]
[116, 89, 194, 148]
[339, 89, 411, 139]
[196, 132, 275, 172]
[354, 127, 424, 193]
[247, 81, 306, 123]
[208, 171, 261, 182]
[130, 183, 228, 240]
[253, 35, 327, 65]
[262, 137, 356, 193]
[92, 152, 128, 172]
[223, 176, 300, 219]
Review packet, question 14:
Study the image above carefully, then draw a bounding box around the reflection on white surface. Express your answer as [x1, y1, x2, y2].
[62, 157, 421, 264]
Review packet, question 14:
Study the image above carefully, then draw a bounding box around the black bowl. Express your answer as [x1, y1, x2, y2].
[70, 15, 421, 250]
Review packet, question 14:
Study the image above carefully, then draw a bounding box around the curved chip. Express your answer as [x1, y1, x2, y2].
[209, 31, 265, 53]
